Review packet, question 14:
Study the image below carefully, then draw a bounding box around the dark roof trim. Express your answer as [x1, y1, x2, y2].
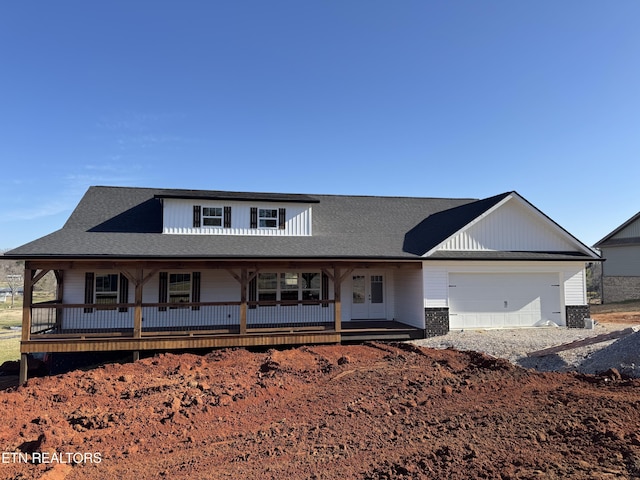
[593, 211, 640, 247]
[154, 189, 320, 204]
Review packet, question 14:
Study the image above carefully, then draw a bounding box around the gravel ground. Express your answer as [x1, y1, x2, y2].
[410, 321, 640, 378]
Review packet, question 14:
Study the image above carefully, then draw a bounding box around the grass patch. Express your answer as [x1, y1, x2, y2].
[590, 300, 640, 314]
[0, 333, 20, 364]
[0, 293, 54, 364]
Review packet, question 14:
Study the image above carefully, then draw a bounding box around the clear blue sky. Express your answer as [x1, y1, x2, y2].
[1, 1, 639, 250]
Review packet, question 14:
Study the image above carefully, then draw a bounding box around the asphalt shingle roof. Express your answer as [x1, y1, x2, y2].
[5, 186, 593, 261]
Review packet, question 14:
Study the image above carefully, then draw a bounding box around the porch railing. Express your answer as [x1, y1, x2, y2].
[28, 299, 335, 339]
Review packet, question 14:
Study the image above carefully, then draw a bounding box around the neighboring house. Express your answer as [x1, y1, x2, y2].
[593, 211, 640, 303]
[6, 186, 600, 382]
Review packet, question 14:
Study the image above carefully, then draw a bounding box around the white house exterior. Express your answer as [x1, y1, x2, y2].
[5, 186, 600, 382]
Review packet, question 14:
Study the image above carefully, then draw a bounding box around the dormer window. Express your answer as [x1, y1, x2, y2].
[259, 209, 278, 228]
[250, 207, 286, 229]
[203, 207, 223, 227]
[193, 205, 232, 228]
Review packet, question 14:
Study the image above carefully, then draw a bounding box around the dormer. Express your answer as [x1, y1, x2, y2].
[155, 189, 318, 236]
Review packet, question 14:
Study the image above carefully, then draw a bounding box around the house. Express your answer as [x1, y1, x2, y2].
[593, 211, 640, 303]
[5, 186, 600, 383]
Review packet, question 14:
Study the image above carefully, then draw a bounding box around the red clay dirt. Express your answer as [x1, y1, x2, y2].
[1, 338, 639, 480]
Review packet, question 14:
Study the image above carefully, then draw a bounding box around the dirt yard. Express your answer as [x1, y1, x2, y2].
[1, 320, 640, 479]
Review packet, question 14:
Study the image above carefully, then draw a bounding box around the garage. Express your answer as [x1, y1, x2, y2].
[448, 273, 562, 329]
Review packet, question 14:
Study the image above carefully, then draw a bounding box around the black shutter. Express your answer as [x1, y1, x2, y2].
[278, 208, 286, 230]
[250, 207, 258, 229]
[224, 206, 232, 228]
[193, 205, 201, 228]
[248, 275, 257, 309]
[84, 272, 94, 313]
[119, 274, 129, 313]
[191, 272, 201, 311]
[321, 273, 329, 308]
[159, 272, 168, 312]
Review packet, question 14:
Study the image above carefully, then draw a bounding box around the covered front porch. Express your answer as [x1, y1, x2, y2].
[19, 259, 425, 382]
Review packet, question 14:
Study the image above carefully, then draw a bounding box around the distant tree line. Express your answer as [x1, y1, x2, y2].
[0, 249, 57, 301]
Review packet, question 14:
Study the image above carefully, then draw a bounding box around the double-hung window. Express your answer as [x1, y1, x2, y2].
[169, 273, 191, 307]
[202, 207, 223, 227]
[95, 274, 119, 309]
[258, 209, 278, 228]
[84, 272, 129, 313]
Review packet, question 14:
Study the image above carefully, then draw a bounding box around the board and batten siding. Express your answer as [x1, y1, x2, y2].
[162, 199, 312, 236]
[393, 268, 424, 328]
[438, 199, 576, 252]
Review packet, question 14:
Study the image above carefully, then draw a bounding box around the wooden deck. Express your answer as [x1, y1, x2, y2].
[21, 321, 423, 354]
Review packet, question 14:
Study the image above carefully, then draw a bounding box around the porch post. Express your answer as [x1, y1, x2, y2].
[20, 265, 34, 384]
[239, 269, 247, 335]
[133, 268, 143, 338]
[333, 266, 341, 333]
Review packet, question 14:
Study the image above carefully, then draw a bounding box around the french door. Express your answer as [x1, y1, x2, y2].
[351, 273, 386, 319]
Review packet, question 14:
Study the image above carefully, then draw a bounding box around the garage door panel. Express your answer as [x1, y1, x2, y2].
[449, 273, 561, 329]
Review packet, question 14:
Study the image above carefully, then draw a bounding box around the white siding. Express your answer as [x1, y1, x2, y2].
[162, 199, 312, 236]
[563, 267, 586, 305]
[63, 270, 88, 304]
[422, 261, 590, 325]
[423, 267, 449, 308]
[394, 268, 424, 328]
[438, 199, 576, 252]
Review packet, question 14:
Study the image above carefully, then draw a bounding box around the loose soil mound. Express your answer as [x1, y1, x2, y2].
[1, 343, 639, 479]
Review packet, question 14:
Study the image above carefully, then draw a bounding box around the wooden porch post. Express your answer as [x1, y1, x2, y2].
[19, 265, 34, 384]
[239, 269, 247, 335]
[333, 266, 341, 333]
[133, 268, 143, 339]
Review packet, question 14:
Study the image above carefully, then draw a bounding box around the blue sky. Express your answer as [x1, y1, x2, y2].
[1, 1, 639, 249]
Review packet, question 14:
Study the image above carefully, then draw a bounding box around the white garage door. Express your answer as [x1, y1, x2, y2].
[448, 273, 562, 329]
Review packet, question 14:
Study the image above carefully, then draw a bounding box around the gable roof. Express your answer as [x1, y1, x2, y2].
[593, 211, 640, 248]
[5, 186, 597, 261]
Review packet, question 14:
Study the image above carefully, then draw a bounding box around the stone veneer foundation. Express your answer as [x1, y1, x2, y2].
[566, 305, 590, 329]
[424, 307, 449, 337]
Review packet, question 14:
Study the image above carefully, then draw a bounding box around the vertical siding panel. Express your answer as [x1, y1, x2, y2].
[162, 199, 312, 236]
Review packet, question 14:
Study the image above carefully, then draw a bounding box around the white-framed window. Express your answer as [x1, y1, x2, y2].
[169, 273, 191, 306]
[95, 273, 119, 309]
[256, 272, 321, 305]
[259, 208, 278, 228]
[202, 207, 223, 227]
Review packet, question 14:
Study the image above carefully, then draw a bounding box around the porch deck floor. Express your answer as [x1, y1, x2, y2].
[24, 320, 423, 353]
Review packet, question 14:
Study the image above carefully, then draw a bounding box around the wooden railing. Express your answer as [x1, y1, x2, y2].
[29, 299, 335, 340]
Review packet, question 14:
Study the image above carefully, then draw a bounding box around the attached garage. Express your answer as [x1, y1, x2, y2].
[448, 273, 562, 329]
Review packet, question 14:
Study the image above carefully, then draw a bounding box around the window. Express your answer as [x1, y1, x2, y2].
[256, 272, 321, 305]
[202, 207, 222, 227]
[194, 205, 231, 228]
[257, 273, 277, 302]
[95, 274, 119, 309]
[259, 209, 278, 228]
[169, 273, 191, 306]
[84, 272, 129, 313]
